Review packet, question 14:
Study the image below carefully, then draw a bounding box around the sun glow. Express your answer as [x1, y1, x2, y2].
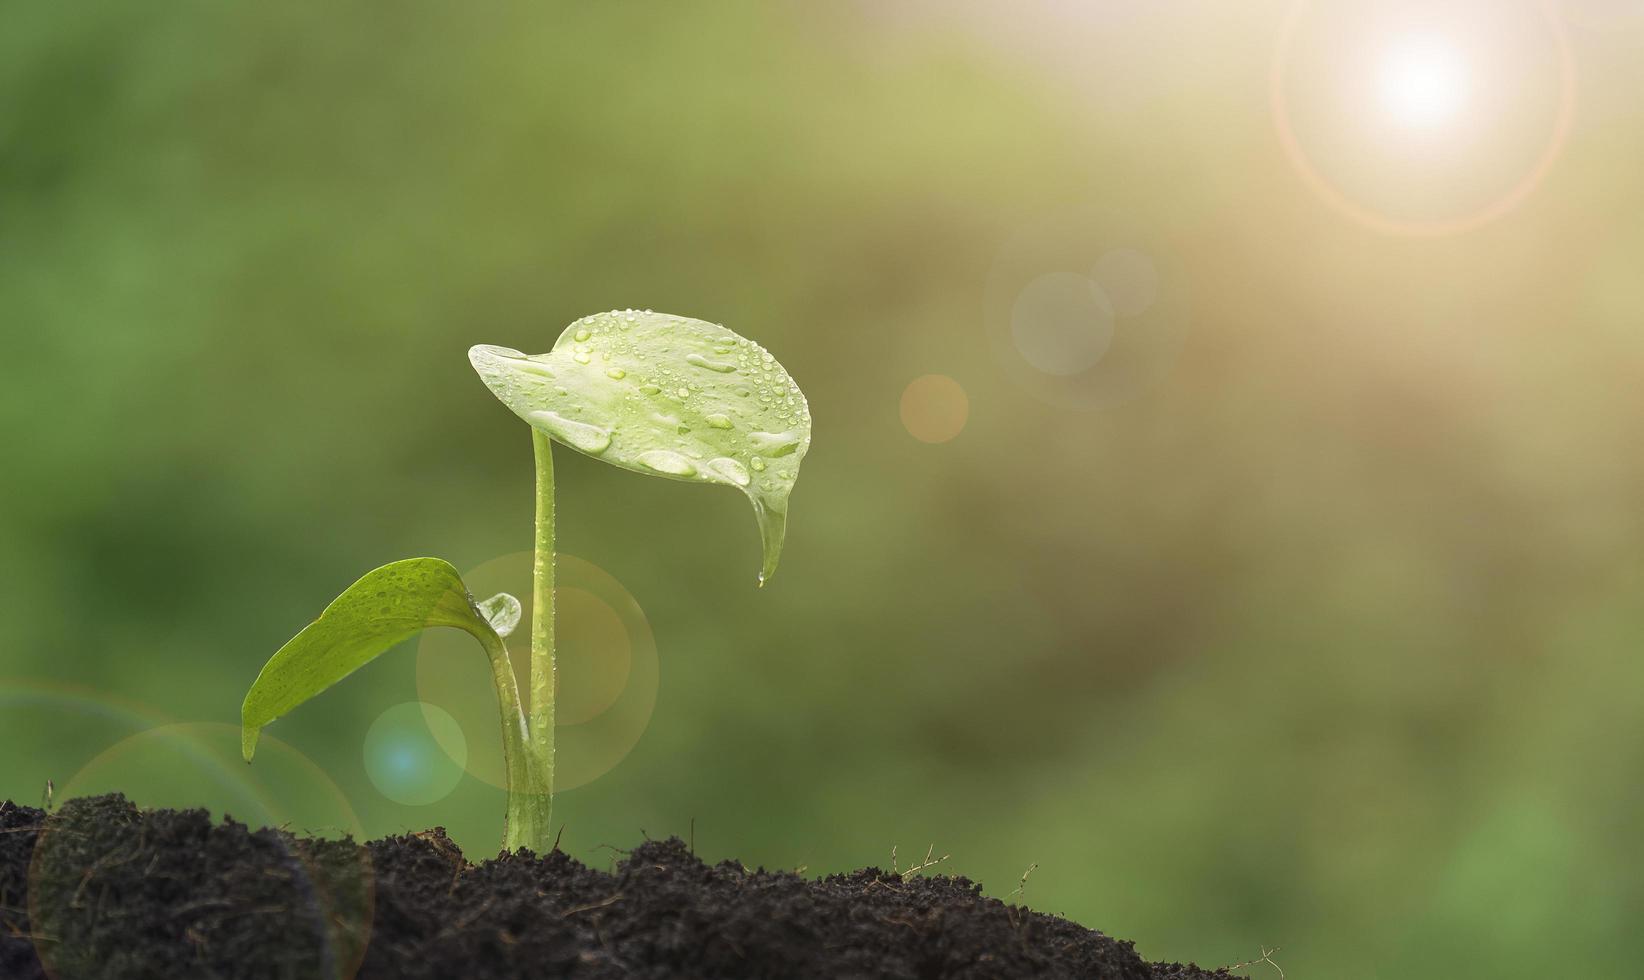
[1376, 35, 1471, 132]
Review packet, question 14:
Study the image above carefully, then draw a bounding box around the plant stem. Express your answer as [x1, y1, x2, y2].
[529, 430, 557, 804]
[487, 432, 558, 853]
[479, 629, 551, 853]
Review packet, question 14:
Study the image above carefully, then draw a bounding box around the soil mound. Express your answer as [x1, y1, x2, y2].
[0, 796, 1233, 979]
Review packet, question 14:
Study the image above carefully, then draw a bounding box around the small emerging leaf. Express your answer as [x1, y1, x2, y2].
[476, 592, 522, 638]
[241, 558, 501, 761]
[469, 310, 812, 582]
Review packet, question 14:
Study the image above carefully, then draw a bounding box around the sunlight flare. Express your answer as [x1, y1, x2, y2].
[1376, 34, 1472, 132]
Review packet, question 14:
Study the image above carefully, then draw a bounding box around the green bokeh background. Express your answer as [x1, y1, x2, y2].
[3, 3, 1641, 977]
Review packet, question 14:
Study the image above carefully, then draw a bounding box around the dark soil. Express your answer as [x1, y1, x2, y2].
[0, 796, 1236, 980]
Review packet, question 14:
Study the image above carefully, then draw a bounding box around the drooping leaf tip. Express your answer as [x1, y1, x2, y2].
[751, 494, 787, 587]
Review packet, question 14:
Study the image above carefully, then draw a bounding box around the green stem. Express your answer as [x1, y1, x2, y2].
[529, 430, 557, 802]
[480, 629, 551, 852]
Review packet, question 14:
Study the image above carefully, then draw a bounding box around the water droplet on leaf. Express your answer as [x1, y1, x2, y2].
[685, 353, 737, 374]
[526, 410, 611, 454]
[748, 430, 801, 457]
[708, 457, 751, 486]
[637, 449, 697, 476]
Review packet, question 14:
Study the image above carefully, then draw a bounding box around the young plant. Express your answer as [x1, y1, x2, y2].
[240, 310, 811, 852]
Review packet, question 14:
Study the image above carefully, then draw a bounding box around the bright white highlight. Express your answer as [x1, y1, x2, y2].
[1376, 35, 1471, 131]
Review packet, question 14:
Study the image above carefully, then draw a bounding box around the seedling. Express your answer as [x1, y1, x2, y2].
[240, 310, 811, 852]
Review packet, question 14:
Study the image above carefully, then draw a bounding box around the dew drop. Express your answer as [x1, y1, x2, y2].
[573, 352, 592, 365]
[606, 368, 627, 380]
[639, 384, 661, 395]
[686, 353, 737, 374]
[637, 449, 697, 476]
[705, 413, 734, 429]
[748, 430, 801, 457]
[707, 457, 751, 486]
[526, 410, 611, 454]
[676, 386, 690, 399]
[506, 358, 556, 381]
[750, 456, 767, 472]
[574, 328, 591, 342]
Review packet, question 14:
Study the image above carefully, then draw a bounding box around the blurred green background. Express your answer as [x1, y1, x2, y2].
[3, 1, 1641, 977]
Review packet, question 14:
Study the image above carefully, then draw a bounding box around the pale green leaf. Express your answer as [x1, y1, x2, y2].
[469, 310, 812, 582]
[241, 557, 498, 761]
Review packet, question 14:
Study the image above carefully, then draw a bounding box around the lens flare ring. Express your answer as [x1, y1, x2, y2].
[1270, 0, 1576, 236]
[413, 552, 658, 794]
[27, 723, 374, 980]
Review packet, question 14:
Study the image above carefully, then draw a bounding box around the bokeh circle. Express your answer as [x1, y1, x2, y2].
[1010, 272, 1116, 376]
[985, 209, 1191, 409]
[415, 552, 658, 793]
[364, 701, 468, 806]
[900, 375, 970, 444]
